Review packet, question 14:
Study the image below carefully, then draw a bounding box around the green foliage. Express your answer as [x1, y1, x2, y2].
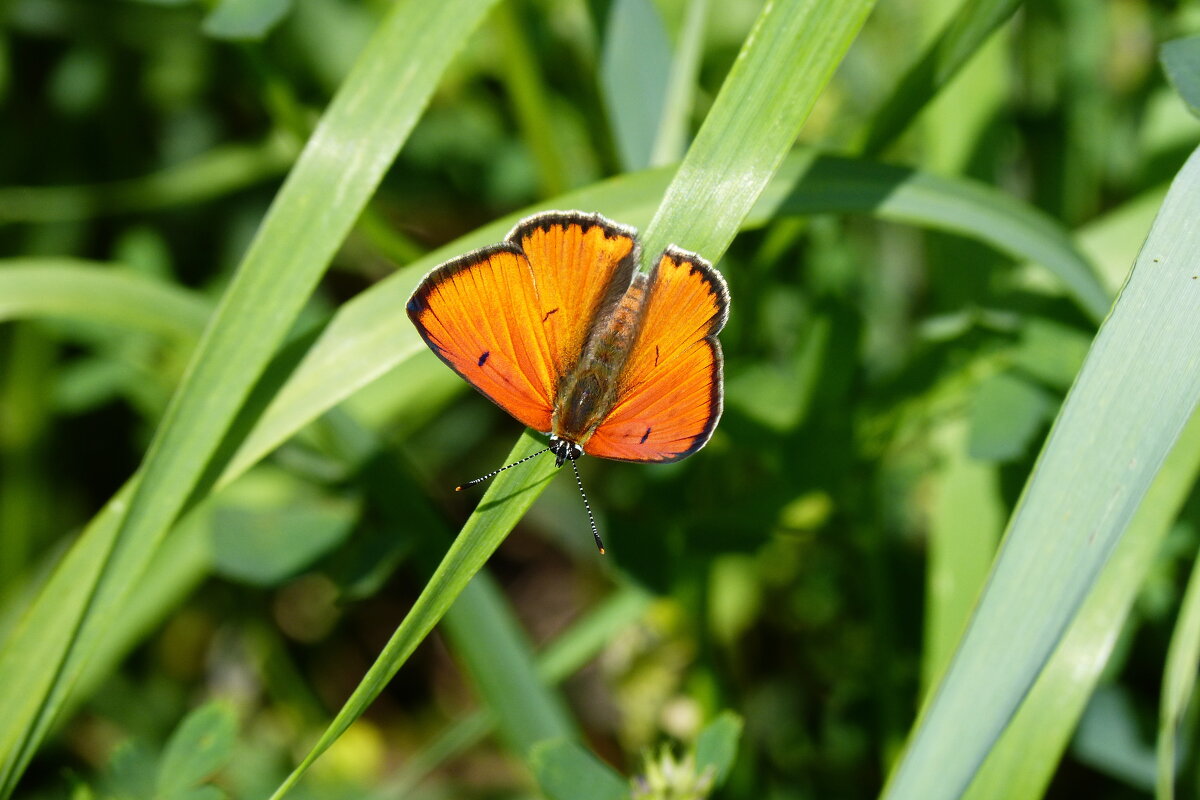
[3, 1, 1200, 799]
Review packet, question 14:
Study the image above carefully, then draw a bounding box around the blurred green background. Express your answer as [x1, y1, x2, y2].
[4, 0, 1200, 798]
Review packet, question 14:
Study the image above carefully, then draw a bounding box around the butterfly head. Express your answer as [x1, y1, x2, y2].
[549, 435, 583, 468]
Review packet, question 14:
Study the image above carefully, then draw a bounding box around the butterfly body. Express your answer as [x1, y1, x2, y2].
[407, 211, 728, 468]
[553, 271, 648, 453]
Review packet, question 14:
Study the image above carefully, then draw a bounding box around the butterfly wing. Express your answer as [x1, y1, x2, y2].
[584, 246, 729, 462]
[406, 211, 638, 432]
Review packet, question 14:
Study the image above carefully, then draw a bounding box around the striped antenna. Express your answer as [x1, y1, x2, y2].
[454, 447, 551, 491]
[569, 452, 605, 554]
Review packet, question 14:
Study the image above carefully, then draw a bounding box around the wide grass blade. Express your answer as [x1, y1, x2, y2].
[267, 0, 876, 792]
[962, 405, 1200, 800]
[0, 0, 501, 793]
[884, 144, 1200, 800]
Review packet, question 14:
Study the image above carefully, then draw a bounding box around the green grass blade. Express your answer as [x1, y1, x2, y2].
[0, 261, 209, 340]
[885, 144, 1200, 800]
[1157, 533, 1200, 800]
[961, 405, 1200, 800]
[638, 0, 876, 265]
[860, 0, 1022, 156]
[0, 137, 296, 224]
[0, 0, 500, 793]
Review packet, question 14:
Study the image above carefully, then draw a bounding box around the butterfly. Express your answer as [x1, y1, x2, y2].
[406, 210, 729, 552]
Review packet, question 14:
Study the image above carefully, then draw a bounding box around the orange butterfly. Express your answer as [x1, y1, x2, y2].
[407, 210, 729, 551]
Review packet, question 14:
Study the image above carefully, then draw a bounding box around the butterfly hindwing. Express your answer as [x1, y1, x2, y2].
[406, 212, 639, 433]
[584, 246, 729, 462]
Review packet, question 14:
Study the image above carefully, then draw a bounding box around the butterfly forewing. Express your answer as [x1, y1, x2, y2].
[406, 212, 639, 433]
[513, 213, 639, 385]
[584, 246, 729, 463]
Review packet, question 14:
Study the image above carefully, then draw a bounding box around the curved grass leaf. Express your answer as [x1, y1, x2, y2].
[885, 144, 1200, 800]
[0, 0, 501, 793]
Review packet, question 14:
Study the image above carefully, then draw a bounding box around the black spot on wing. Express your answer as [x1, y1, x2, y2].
[640, 427, 651, 444]
[542, 307, 559, 323]
[477, 351, 490, 367]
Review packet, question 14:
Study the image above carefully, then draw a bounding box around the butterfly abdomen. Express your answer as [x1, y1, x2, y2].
[552, 273, 649, 444]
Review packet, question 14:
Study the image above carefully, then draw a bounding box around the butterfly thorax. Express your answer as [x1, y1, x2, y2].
[551, 273, 649, 450]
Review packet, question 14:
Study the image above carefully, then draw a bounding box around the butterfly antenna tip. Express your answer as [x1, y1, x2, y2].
[454, 447, 551, 491]
[569, 454, 605, 554]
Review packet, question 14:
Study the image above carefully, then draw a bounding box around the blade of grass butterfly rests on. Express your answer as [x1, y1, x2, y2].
[859, 0, 1022, 157]
[267, 431, 557, 800]
[225, 147, 1104, 488]
[0, 0, 503, 793]
[266, 1, 876, 793]
[1157, 525, 1200, 800]
[884, 144, 1200, 800]
[962, 403, 1200, 800]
